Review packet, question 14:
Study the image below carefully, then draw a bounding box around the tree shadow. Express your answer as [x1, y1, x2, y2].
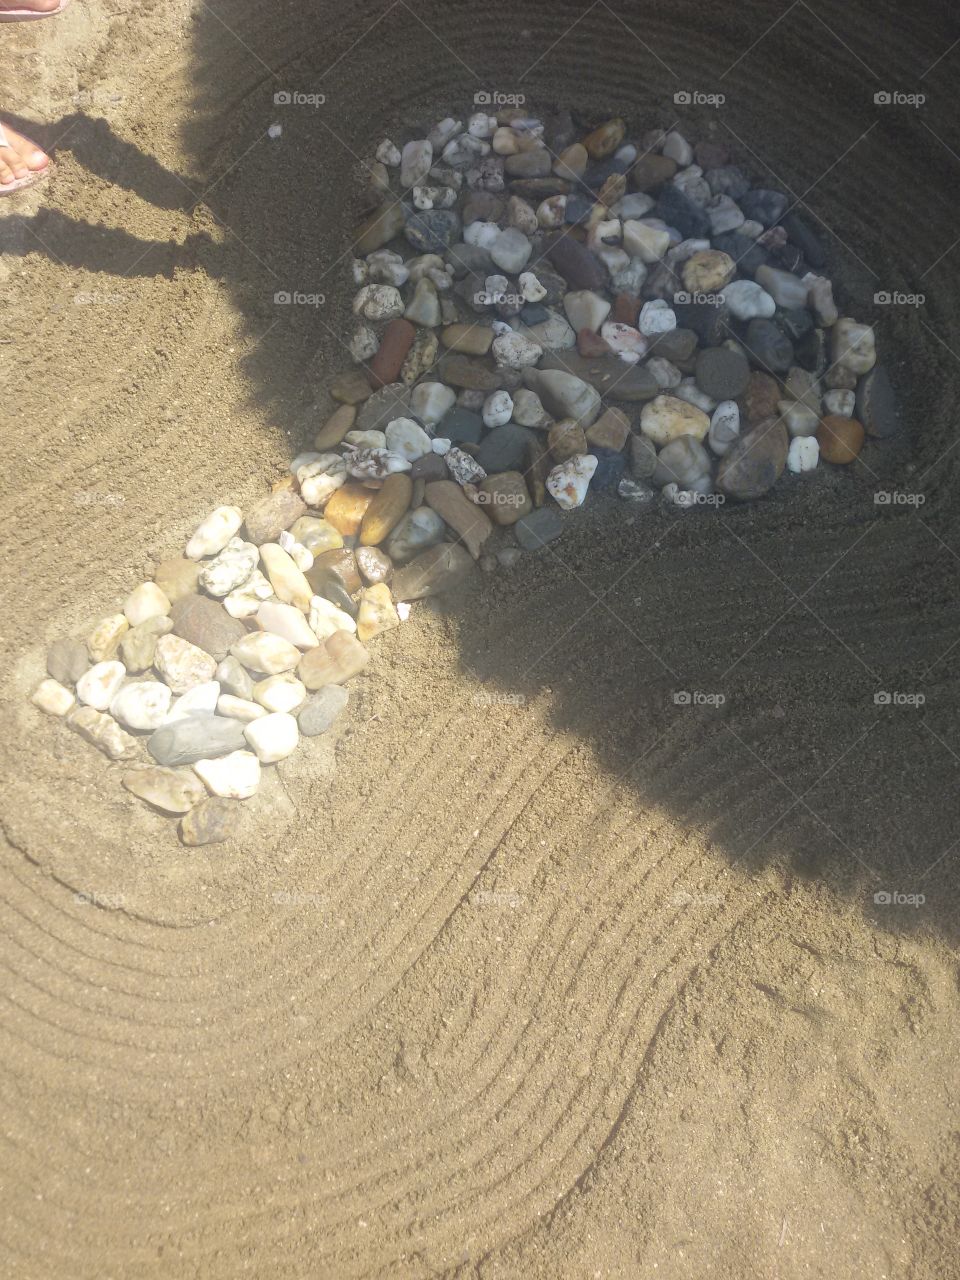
[8, 0, 959, 943]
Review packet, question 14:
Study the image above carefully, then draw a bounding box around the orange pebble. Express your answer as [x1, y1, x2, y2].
[816, 415, 865, 465]
[323, 483, 374, 536]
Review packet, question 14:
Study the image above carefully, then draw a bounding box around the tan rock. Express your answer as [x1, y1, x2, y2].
[243, 488, 307, 546]
[67, 705, 139, 761]
[424, 480, 494, 559]
[122, 766, 205, 814]
[583, 118, 625, 159]
[86, 614, 129, 662]
[356, 583, 401, 642]
[259, 543, 313, 612]
[323, 484, 375, 537]
[717, 419, 789, 499]
[640, 395, 710, 446]
[477, 471, 532, 526]
[298, 631, 370, 689]
[586, 407, 631, 452]
[153, 557, 202, 603]
[355, 202, 406, 254]
[441, 323, 494, 356]
[548, 419, 588, 461]
[329, 369, 374, 404]
[682, 251, 736, 294]
[314, 403, 357, 450]
[31, 678, 75, 717]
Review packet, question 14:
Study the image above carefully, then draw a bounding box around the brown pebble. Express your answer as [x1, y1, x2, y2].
[243, 488, 307, 545]
[717, 419, 788, 500]
[740, 371, 781, 426]
[153, 558, 202, 604]
[440, 323, 494, 356]
[548, 419, 588, 461]
[410, 452, 448, 482]
[424, 480, 493, 559]
[179, 798, 241, 846]
[330, 369, 374, 405]
[298, 631, 370, 689]
[583, 118, 625, 159]
[526, 436, 551, 507]
[323, 484, 375, 537]
[307, 548, 361, 596]
[630, 154, 677, 192]
[817, 415, 865, 464]
[477, 471, 532, 526]
[695, 141, 730, 169]
[612, 293, 640, 327]
[577, 328, 613, 358]
[586, 407, 630, 452]
[368, 318, 416, 389]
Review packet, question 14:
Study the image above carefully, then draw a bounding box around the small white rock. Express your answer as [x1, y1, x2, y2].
[492, 332, 542, 370]
[277, 530, 314, 572]
[223, 569, 274, 619]
[230, 632, 301, 676]
[564, 289, 611, 333]
[366, 249, 409, 287]
[519, 270, 546, 302]
[199, 537, 259, 597]
[253, 673, 307, 714]
[385, 417, 433, 463]
[111, 680, 172, 730]
[823, 389, 855, 418]
[787, 436, 820, 474]
[482, 390, 514, 428]
[308, 595, 357, 639]
[124, 582, 171, 627]
[164, 681, 220, 722]
[637, 299, 677, 337]
[720, 279, 776, 321]
[410, 381, 456, 429]
[77, 661, 127, 711]
[244, 711, 300, 763]
[217, 695, 267, 723]
[344, 429, 387, 450]
[31, 678, 75, 717]
[257, 599, 320, 649]
[352, 284, 404, 321]
[622, 220, 670, 263]
[375, 139, 401, 167]
[546, 454, 599, 510]
[185, 506, 243, 560]
[431, 437, 451, 455]
[601, 322, 647, 362]
[194, 750, 261, 799]
[662, 130, 693, 165]
[298, 453, 347, 507]
[400, 138, 433, 188]
[708, 400, 741, 457]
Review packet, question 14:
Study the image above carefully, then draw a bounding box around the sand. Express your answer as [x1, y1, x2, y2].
[1, 1, 959, 1276]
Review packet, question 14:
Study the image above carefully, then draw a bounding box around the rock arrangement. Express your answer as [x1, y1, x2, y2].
[30, 105, 896, 843]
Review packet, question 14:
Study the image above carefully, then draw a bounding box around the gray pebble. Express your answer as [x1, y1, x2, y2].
[148, 715, 246, 767]
[298, 686, 349, 737]
[515, 507, 565, 551]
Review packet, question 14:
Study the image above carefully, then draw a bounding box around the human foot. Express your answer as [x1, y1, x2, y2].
[0, 121, 49, 191]
[0, 0, 69, 18]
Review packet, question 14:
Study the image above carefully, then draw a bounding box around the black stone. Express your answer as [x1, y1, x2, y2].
[695, 347, 750, 400]
[445, 242, 492, 279]
[783, 212, 827, 268]
[404, 209, 460, 253]
[777, 307, 815, 344]
[745, 318, 794, 373]
[655, 186, 711, 239]
[520, 303, 550, 326]
[856, 364, 898, 438]
[476, 424, 536, 473]
[674, 299, 730, 347]
[713, 231, 769, 278]
[439, 407, 484, 445]
[704, 166, 751, 199]
[312, 573, 359, 618]
[589, 447, 627, 490]
[564, 193, 596, 224]
[739, 189, 789, 228]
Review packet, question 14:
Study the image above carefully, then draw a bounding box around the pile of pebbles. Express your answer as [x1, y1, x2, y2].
[29, 105, 896, 843]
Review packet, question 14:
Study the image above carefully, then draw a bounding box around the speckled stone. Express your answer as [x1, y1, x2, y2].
[179, 798, 241, 846]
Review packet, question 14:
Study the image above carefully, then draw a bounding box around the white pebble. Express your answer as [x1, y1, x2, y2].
[463, 220, 500, 250]
[385, 417, 433, 463]
[400, 138, 433, 188]
[76, 661, 126, 711]
[257, 599, 319, 649]
[31, 678, 75, 717]
[124, 582, 171, 627]
[352, 284, 404, 321]
[708, 401, 741, 456]
[375, 139, 401, 166]
[194, 750, 261, 799]
[662, 131, 693, 165]
[254, 673, 307, 715]
[308, 595, 357, 639]
[788, 436, 820, 474]
[277, 530, 313, 572]
[519, 271, 546, 302]
[244, 711, 299, 763]
[638, 300, 677, 337]
[601, 322, 647, 361]
[564, 289, 610, 333]
[185, 505, 242, 560]
[482, 390, 513, 428]
[410, 381, 456, 428]
[546, 454, 598, 510]
[216, 695, 267, 723]
[492, 332, 542, 369]
[823, 389, 855, 418]
[164, 681, 220, 722]
[224, 569, 273, 619]
[111, 680, 172, 730]
[720, 279, 776, 321]
[199, 537, 258, 598]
